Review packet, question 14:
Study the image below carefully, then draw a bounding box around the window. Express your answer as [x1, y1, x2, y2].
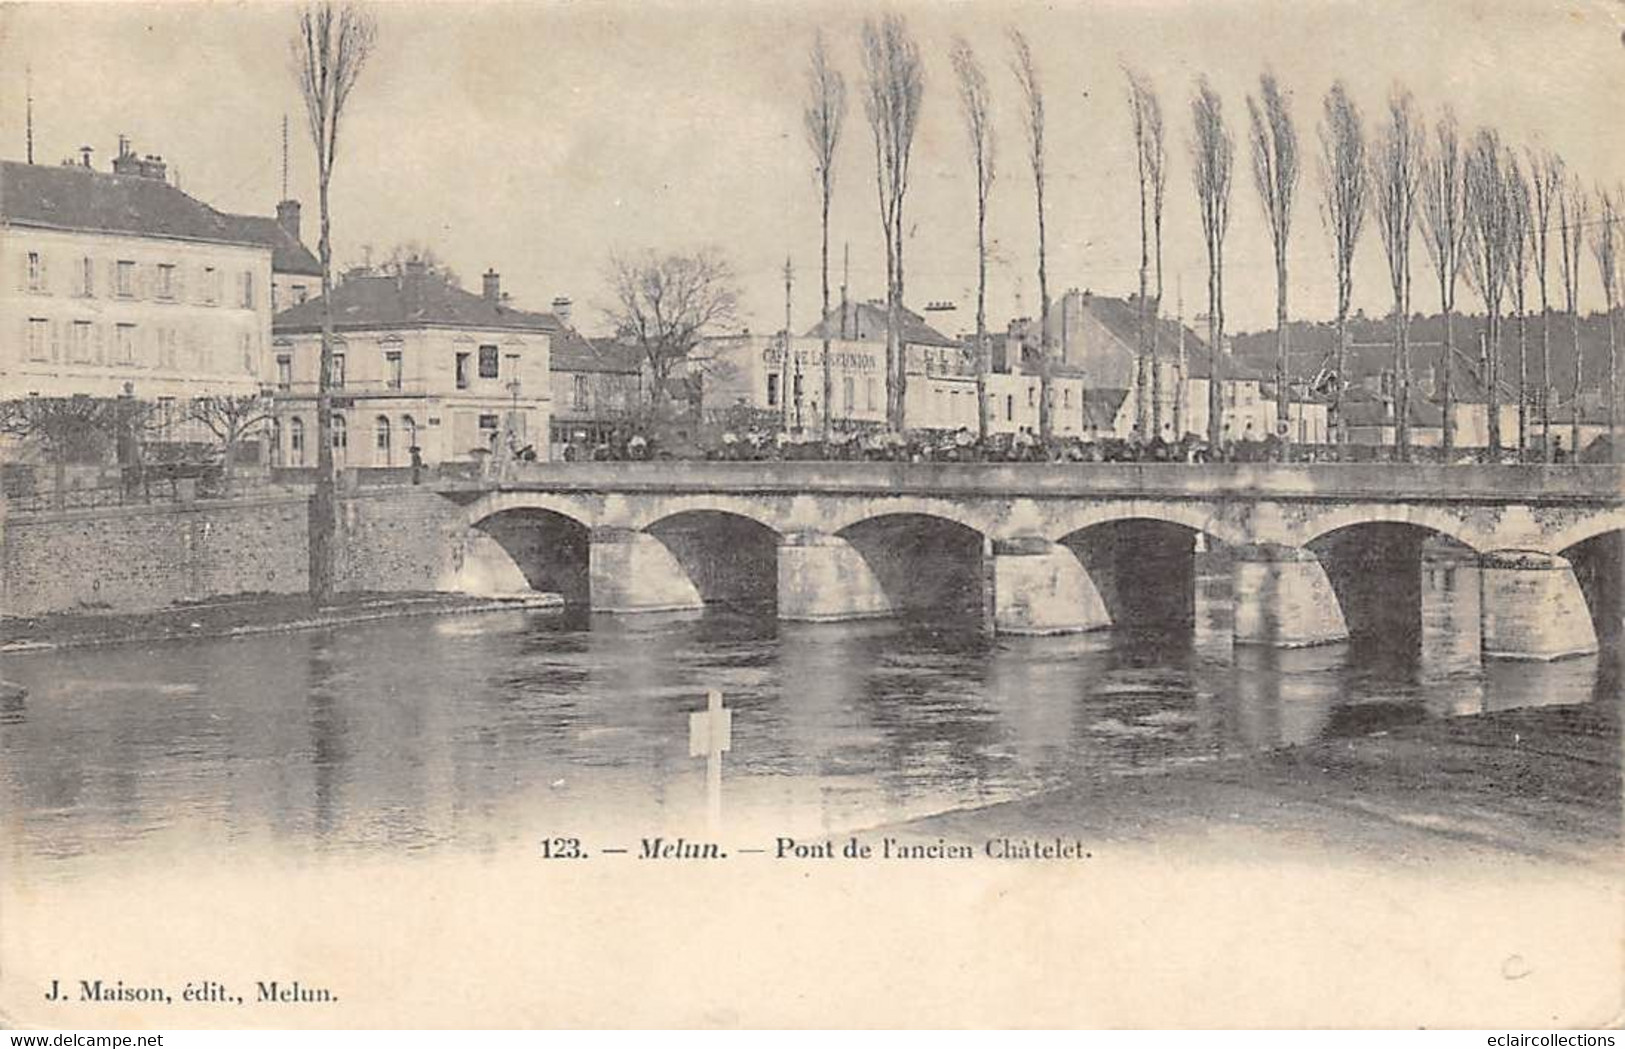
[375, 416, 392, 466]
[478, 344, 499, 379]
[26, 252, 43, 291]
[268, 418, 282, 467]
[1027, 385, 1036, 408]
[1006, 394, 1015, 422]
[157, 264, 176, 300]
[865, 378, 876, 411]
[289, 417, 305, 466]
[240, 271, 255, 309]
[292, 285, 309, 305]
[115, 324, 136, 365]
[79, 257, 95, 297]
[332, 352, 346, 388]
[402, 415, 419, 453]
[1063, 388, 1071, 409]
[203, 267, 218, 305]
[843, 376, 855, 412]
[793, 373, 804, 402]
[478, 414, 500, 449]
[71, 321, 93, 362]
[156, 397, 176, 441]
[27, 318, 48, 361]
[276, 355, 292, 391]
[116, 260, 135, 297]
[766, 373, 780, 407]
[385, 351, 403, 390]
[332, 414, 347, 463]
[455, 352, 471, 389]
[240, 333, 255, 374]
[158, 328, 178, 369]
[573, 374, 589, 411]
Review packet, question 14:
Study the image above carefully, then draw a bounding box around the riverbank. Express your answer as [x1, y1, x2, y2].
[0, 589, 563, 654]
[888, 697, 1620, 869]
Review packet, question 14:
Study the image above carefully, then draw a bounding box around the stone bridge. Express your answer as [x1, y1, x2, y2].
[436, 462, 1625, 661]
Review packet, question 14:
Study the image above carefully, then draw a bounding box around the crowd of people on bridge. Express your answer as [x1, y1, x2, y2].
[552, 422, 1588, 465]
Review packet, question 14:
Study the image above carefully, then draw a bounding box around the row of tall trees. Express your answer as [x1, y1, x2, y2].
[797, 21, 1624, 459]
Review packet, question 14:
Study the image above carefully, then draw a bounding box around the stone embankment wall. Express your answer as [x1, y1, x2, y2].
[2, 487, 458, 617]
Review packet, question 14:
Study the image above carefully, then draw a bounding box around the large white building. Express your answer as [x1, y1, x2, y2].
[2, 143, 323, 440]
[269, 265, 555, 467]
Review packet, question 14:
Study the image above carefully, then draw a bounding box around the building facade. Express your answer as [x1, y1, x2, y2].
[269, 266, 553, 466]
[549, 332, 644, 449]
[1, 155, 274, 406]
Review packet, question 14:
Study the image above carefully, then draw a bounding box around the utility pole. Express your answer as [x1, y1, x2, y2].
[1175, 275, 1186, 439]
[840, 242, 850, 339]
[783, 256, 797, 432]
[25, 65, 34, 164]
[281, 113, 290, 201]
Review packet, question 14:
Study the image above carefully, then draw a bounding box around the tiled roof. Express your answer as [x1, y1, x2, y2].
[1081, 387, 1130, 428]
[273, 271, 559, 334]
[554, 335, 642, 374]
[218, 213, 322, 277]
[804, 300, 960, 348]
[1, 160, 259, 248]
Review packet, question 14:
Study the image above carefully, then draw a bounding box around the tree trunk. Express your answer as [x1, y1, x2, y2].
[1516, 309, 1529, 458]
[975, 180, 990, 442]
[1442, 301, 1455, 455]
[1393, 307, 1407, 459]
[1609, 303, 1619, 463]
[1207, 262, 1223, 449]
[1487, 311, 1502, 456]
[1333, 307, 1347, 447]
[1541, 305, 1553, 461]
[1036, 196, 1052, 444]
[892, 204, 908, 433]
[310, 171, 339, 606]
[1572, 310, 1583, 460]
[1275, 254, 1289, 451]
[821, 191, 833, 440]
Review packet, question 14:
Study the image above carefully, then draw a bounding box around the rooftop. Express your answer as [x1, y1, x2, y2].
[273, 268, 561, 334]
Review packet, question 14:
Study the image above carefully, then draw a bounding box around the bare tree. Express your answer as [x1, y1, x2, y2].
[860, 15, 924, 432]
[1247, 72, 1300, 448]
[1370, 88, 1423, 459]
[1316, 81, 1368, 447]
[357, 240, 460, 286]
[1504, 153, 1532, 457]
[1464, 128, 1512, 456]
[1127, 68, 1166, 439]
[1593, 184, 1620, 460]
[803, 31, 846, 440]
[1557, 176, 1588, 459]
[952, 37, 996, 441]
[1010, 27, 1053, 442]
[1190, 77, 1234, 449]
[1420, 110, 1470, 453]
[0, 396, 146, 508]
[291, 1, 376, 605]
[189, 394, 275, 493]
[606, 249, 740, 410]
[1528, 150, 1563, 459]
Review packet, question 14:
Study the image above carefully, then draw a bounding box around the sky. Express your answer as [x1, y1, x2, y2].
[2, 0, 1622, 337]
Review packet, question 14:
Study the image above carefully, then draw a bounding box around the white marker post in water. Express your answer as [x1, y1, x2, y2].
[688, 689, 732, 832]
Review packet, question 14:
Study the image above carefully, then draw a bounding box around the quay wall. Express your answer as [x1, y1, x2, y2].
[2, 487, 459, 617]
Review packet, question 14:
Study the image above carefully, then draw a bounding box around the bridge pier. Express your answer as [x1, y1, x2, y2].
[1479, 550, 1598, 660]
[990, 536, 1110, 635]
[1232, 543, 1349, 648]
[588, 526, 704, 614]
[777, 531, 891, 621]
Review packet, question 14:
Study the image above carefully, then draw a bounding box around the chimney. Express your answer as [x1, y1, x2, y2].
[482, 268, 501, 304]
[551, 296, 573, 327]
[275, 200, 302, 242]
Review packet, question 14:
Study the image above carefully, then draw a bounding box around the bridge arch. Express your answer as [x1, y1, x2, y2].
[1294, 504, 1488, 553]
[460, 490, 601, 533]
[1543, 509, 1625, 557]
[835, 511, 989, 619]
[826, 499, 996, 538]
[631, 495, 786, 535]
[454, 504, 591, 602]
[1044, 500, 1246, 548]
[642, 508, 782, 608]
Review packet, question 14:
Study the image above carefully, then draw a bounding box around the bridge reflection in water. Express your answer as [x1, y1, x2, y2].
[1, 552, 1616, 868]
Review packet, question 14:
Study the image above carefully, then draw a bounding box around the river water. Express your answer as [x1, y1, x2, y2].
[2, 564, 1616, 877]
